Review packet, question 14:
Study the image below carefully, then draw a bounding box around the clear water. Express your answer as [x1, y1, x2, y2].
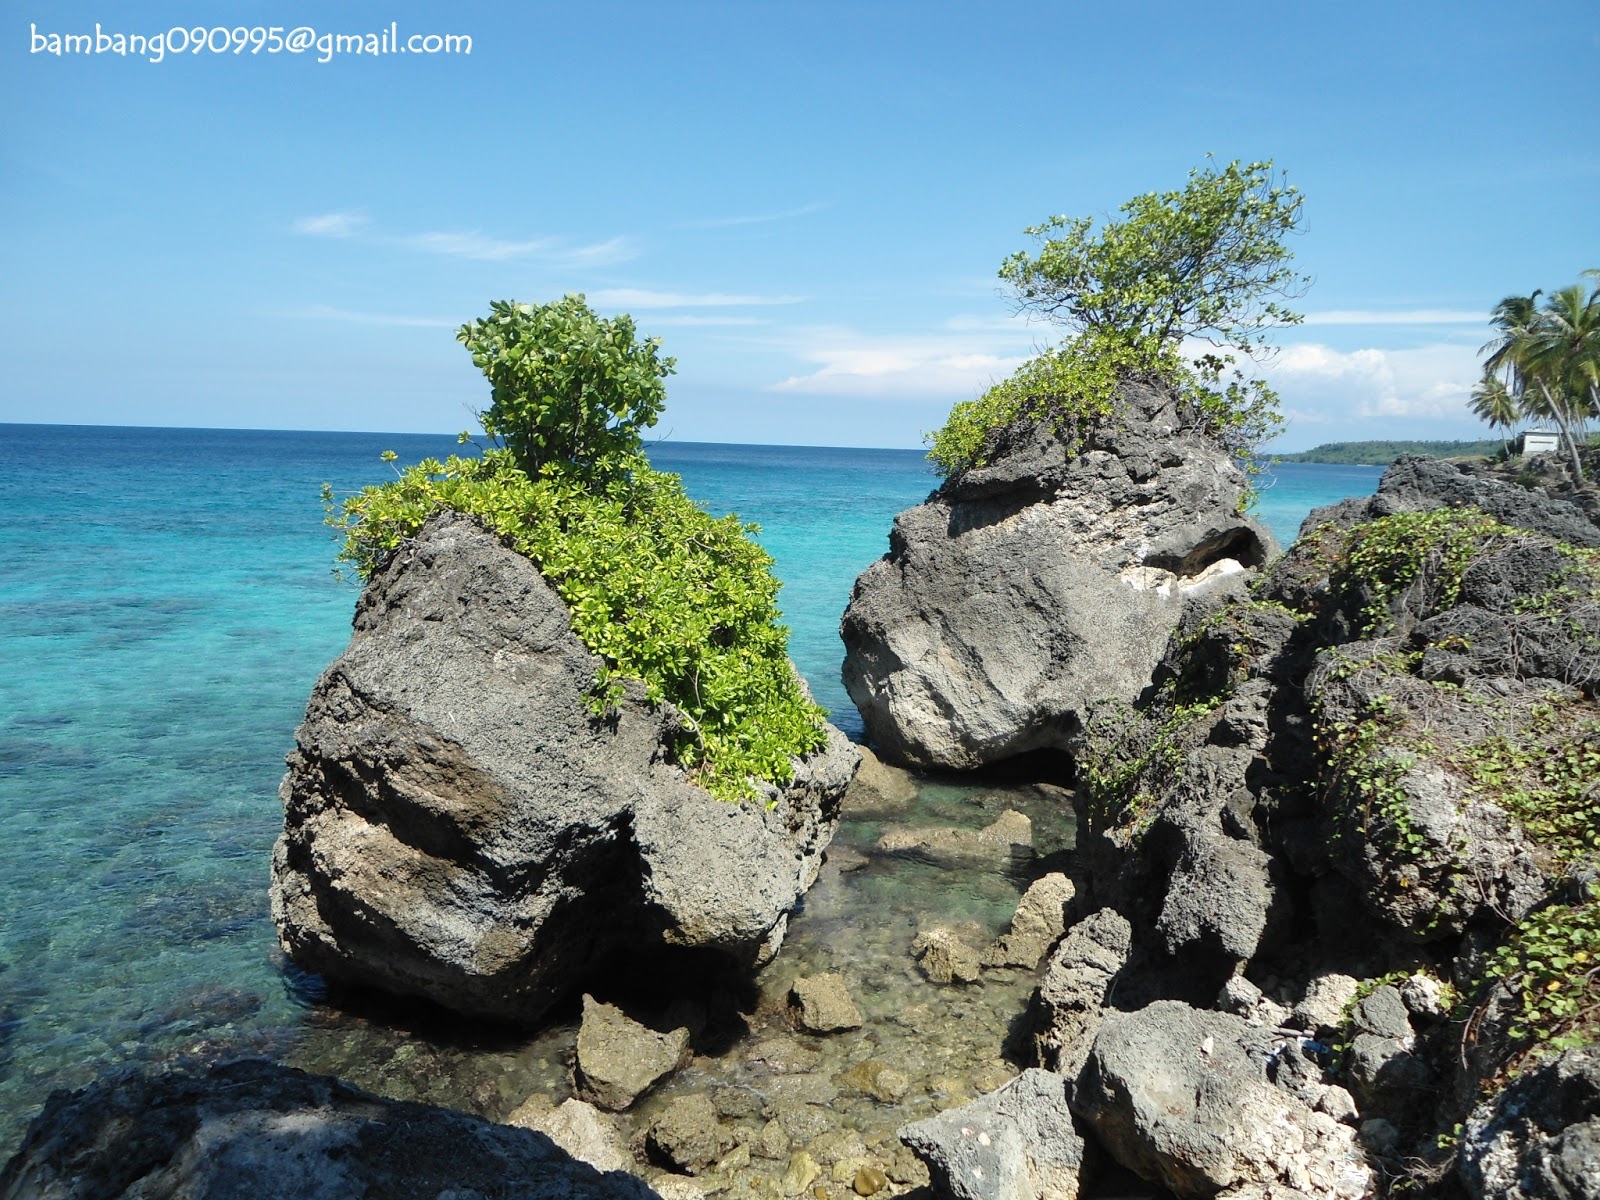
[0, 423, 1381, 1151]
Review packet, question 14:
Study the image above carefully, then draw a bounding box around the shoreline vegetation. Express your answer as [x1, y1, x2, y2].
[1272, 438, 1509, 464]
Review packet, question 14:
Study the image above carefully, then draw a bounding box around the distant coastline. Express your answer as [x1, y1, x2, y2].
[1272, 438, 1503, 465]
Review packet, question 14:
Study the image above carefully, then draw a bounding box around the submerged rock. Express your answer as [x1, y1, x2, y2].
[876, 809, 1033, 864]
[788, 973, 863, 1033]
[645, 1094, 724, 1175]
[913, 928, 983, 985]
[900, 1069, 1085, 1200]
[0, 1059, 661, 1200]
[841, 383, 1275, 770]
[271, 511, 857, 1024]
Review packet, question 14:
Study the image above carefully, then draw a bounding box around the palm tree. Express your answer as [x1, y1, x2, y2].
[1469, 375, 1519, 456]
[1478, 277, 1600, 484]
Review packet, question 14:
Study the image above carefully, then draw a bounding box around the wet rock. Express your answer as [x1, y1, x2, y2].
[914, 929, 983, 985]
[982, 873, 1076, 969]
[852, 1165, 889, 1196]
[1075, 1001, 1374, 1200]
[1458, 1045, 1600, 1200]
[515, 1097, 635, 1175]
[272, 511, 858, 1023]
[780, 1151, 820, 1196]
[841, 383, 1275, 770]
[1029, 909, 1132, 1075]
[835, 1060, 912, 1104]
[877, 809, 1033, 864]
[900, 1069, 1085, 1200]
[746, 1037, 822, 1074]
[574, 995, 691, 1112]
[755, 1119, 790, 1160]
[772, 1102, 831, 1144]
[788, 973, 863, 1033]
[843, 746, 920, 816]
[647, 1094, 724, 1175]
[0, 1059, 661, 1200]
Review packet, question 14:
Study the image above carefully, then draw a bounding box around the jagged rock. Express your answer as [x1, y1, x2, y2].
[983, 873, 1076, 969]
[0, 1059, 661, 1200]
[843, 745, 920, 816]
[1291, 974, 1361, 1035]
[914, 928, 983, 985]
[1217, 975, 1290, 1028]
[1030, 909, 1132, 1075]
[1458, 1045, 1600, 1200]
[900, 1069, 1086, 1200]
[513, 1098, 635, 1175]
[877, 809, 1033, 864]
[780, 1151, 820, 1196]
[745, 1037, 821, 1074]
[788, 973, 863, 1033]
[271, 511, 857, 1024]
[1075, 1001, 1373, 1200]
[574, 996, 690, 1112]
[645, 1094, 724, 1175]
[841, 384, 1276, 769]
[835, 1060, 912, 1103]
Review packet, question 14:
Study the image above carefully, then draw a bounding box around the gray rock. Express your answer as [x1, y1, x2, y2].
[573, 996, 690, 1112]
[513, 1098, 634, 1174]
[789, 973, 863, 1033]
[1291, 974, 1361, 1035]
[1352, 985, 1412, 1040]
[914, 928, 983, 985]
[1459, 1046, 1600, 1200]
[841, 384, 1275, 770]
[983, 873, 1076, 969]
[271, 511, 857, 1023]
[0, 1059, 661, 1200]
[877, 809, 1033, 864]
[1030, 909, 1132, 1075]
[1075, 1001, 1373, 1200]
[645, 1094, 723, 1175]
[899, 1069, 1086, 1200]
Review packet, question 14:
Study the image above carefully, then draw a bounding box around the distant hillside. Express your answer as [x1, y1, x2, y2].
[1273, 439, 1503, 465]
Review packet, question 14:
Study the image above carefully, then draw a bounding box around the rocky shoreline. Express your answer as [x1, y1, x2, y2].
[5, 410, 1598, 1198]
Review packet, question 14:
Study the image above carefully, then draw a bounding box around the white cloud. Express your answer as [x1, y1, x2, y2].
[404, 231, 636, 266]
[293, 211, 367, 237]
[647, 315, 766, 327]
[765, 327, 1030, 399]
[1264, 341, 1480, 420]
[679, 202, 829, 229]
[1300, 308, 1487, 327]
[588, 288, 804, 308]
[286, 304, 455, 328]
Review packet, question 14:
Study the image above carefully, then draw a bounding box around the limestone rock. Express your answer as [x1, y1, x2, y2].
[841, 384, 1275, 769]
[843, 745, 920, 816]
[1458, 1046, 1600, 1200]
[835, 1060, 912, 1104]
[1075, 1001, 1374, 1200]
[1030, 909, 1132, 1076]
[515, 1098, 635, 1175]
[877, 809, 1033, 864]
[645, 1094, 723, 1176]
[0, 1059, 661, 1200]
[574, 996, 690, 1112]
[899, 1069, 1085, 1200]
[983, 873, 1076, 969]
[788, 973, 863, 1033]
[271, 511, 857, 1023]
[913, 928, 983, 985]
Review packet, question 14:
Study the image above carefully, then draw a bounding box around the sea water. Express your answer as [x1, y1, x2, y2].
[0, 423, 1382, 1147]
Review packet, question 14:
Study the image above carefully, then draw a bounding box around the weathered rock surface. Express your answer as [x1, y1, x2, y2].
[645, 1094, 725, 1175]
[511, 1097, 635, 1174]
[788, 973, 863, 1033]
[573, 996, 690, 1112]
[1075, 1002, 1373, 1199]
[841, 383, 1275, 769]
[1458, 1045, 1600, 1200]
[1030, 909, 1132, 1076]
[0, 1059, 661, 1200]
[271, 511, 857, 1023]
[900, 1069, 1086, 1200]
[842, 745, 920, 816]
[983, 872, 1076, 969]
[913, 928, 983, 985]
[876, 809, 1033, 864]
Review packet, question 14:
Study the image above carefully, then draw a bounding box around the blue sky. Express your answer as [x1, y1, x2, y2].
[3, 1, 1596, 450]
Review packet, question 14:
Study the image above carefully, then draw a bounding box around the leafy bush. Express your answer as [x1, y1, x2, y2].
[326, 450, 826, 801]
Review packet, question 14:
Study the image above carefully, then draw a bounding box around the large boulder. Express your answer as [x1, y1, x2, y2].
[271, 511, 858, 1024]
[1458, 1045, 1600, 1200]
[0, 1059, 661, 1200]
[841, 383, 1275, 770]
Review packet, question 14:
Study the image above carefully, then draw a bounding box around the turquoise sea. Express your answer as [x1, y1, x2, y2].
[0, 423, 1383, 1147]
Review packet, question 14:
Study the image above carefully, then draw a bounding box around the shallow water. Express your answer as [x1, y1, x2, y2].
[0, 424, 1380, 1154]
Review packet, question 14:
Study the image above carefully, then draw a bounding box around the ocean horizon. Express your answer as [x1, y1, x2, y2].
[0, 421, 1384, 1146]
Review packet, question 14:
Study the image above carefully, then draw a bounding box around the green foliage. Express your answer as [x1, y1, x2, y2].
[1485, 888, 1600, 1051]
[1272, 439, 1507, 465]
[324, 449, 826, 804]
[1458, 711, 1600, 867]
[457, 296, 675, 479]
[927, 159, 1299, 481]
[1079, 696, 1224, 840]
[1335, 507, 1514, 634]
[1315, 687, 1432, 862]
